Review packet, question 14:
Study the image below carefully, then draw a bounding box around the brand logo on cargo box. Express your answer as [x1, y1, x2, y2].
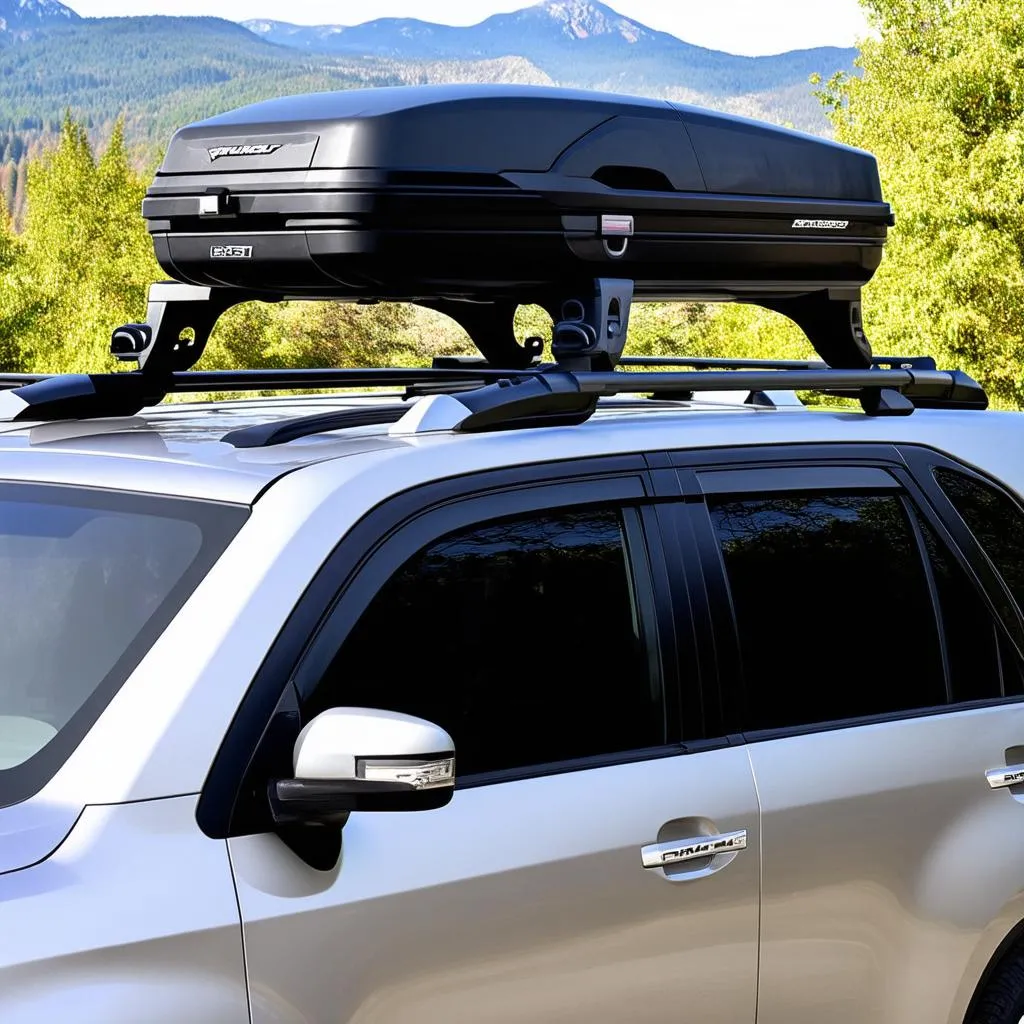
[207, 144, 282, 161]
[210, 245, 253, 259]
[791, 219, 850, 230]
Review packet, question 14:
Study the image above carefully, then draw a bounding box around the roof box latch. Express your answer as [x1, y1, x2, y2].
[601, 214, 633, 258]
[198, 188, 237, 218]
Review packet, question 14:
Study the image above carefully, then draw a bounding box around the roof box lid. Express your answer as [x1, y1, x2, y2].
[156, 84, 883, 203]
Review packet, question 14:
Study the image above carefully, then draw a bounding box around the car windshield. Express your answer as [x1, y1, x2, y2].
[0, 483, 246, 806]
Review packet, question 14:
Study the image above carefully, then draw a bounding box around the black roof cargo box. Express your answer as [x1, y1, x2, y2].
[142, 84, 894, 367]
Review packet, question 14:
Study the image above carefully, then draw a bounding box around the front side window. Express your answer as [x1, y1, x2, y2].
[710, 493, 947, 731]
[0, 484, 245, 806]
[304, 507, 665, 777]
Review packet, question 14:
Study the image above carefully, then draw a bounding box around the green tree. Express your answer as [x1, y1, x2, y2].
[0, 195, 44, 371]
[815, 0, 1024, 407]
[19, 113, 161, 373]
[14, 114, 158, 374]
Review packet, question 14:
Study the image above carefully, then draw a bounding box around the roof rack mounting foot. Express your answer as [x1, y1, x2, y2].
[759, 289, 873, 369]
[859, 387, 915, 416]
[551, 278, 634, 372]
[110, 282, 276, 375]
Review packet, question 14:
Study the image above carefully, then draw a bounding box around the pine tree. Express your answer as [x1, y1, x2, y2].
[0, 195, 43, 371]
[11, 160, 26, 229]
[93, 117, 161, 320]
[19, 113, 159, 373]
[0, 162, 14, 215]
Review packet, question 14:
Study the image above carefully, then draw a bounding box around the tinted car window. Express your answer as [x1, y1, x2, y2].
[710, 493, 946, 731]
[915, 511, 1006, 701]
[934, 468, 1024, 618]
[0, 484, 245, 807]
[305, 507, 664, 777]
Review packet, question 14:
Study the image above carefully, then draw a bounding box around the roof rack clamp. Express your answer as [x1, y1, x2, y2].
[110, 282, 275, 377]
[551, 278, 634, 372]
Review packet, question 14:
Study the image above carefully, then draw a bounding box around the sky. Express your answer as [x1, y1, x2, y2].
[66, 0, 873, 57]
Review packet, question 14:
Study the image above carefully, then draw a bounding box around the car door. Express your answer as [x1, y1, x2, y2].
[209, 464, 762, 1024]
[677, 445, 1024, 1024]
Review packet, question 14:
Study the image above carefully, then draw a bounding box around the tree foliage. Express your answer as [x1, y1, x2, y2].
[0, 193, 44, 370]
[815, 0, 1024, 406]
[13, 114, 160, 372]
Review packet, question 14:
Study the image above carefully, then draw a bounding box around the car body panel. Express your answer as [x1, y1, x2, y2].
[231, 748, 761, 1024]
[750, 704, 1024, 1024]
[11, 403, 1024, 812]
[0, 800, 82, 875]
[0, 795, 247, 1024]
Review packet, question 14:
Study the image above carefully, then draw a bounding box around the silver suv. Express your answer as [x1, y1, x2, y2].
[2, 352, 1024, 1024]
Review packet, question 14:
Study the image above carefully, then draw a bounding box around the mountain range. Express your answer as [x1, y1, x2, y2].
[0, 0, 857, 133]
[0, 0, 857, 219]
[243, 3, 854, 104]
[0, 0, 77, 40]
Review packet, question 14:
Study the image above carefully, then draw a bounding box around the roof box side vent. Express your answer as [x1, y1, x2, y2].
[550, 115, 707, 192]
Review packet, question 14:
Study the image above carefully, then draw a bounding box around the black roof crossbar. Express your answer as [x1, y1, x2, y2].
[619, 355, 938, 371]
[223, 364, 981, 448]
[0, 364, 987, 427]
[0, 362, 983, 425]
[436, 355, 940, 372]
[429, 367, 987, 433]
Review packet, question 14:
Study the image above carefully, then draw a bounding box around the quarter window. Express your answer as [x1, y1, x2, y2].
[934, 468, 1024, 619]
[914, 511, 1009, 702]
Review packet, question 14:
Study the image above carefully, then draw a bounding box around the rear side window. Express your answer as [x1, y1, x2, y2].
[0, 484, 245, 807]
[710, 493, 947, 731]
[934, 468, 1024, 618]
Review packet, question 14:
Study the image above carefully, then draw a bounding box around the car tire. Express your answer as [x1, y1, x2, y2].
[968, 940, 1024, 1024]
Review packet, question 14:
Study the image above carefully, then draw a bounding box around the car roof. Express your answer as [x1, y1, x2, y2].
[0, 391, 1019, 505]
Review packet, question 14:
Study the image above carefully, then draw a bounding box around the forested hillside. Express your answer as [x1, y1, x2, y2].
[0, 16, 556, 218]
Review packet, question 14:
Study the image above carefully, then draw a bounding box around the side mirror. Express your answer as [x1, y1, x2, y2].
[269, 707, 456, 828]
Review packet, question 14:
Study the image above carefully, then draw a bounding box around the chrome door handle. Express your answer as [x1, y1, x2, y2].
[641, 829, 747, 869]
[986, 765, 1024, 789]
